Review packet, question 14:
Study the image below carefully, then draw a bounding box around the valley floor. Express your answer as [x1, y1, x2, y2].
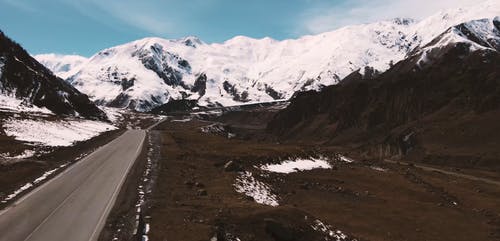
[103, 105, 500, 241]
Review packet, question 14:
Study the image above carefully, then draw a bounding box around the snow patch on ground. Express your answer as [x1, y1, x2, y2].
[310, 218, 353, 241]
[2, 118, 117, 147]
[1, 183, 32, 203]
[122, 133, 156, 241]
[338, 155, 354, 163]
[171, 118, 192, 122]
[370, 166, 388, 172]
[261, 157, 332, 174]
[234, 171, 279, 207]
[0, 149, 36, 160]
[33, 167, 59, 184]
[12, 150, 36, 159]
[200, 123, 236, 139]
[0, 95, 53, 115]
[200, 123, 225, 133]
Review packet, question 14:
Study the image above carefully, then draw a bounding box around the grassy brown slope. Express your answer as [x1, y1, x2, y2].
[267, 45, 500, 170]
[145, 111, 500, 241]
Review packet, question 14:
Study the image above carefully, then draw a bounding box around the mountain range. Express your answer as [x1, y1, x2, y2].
[34, 1, 500, 112]
[268, 15, 500, 168]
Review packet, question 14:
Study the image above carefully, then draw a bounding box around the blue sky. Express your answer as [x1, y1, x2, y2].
[0, 0, 478, 56]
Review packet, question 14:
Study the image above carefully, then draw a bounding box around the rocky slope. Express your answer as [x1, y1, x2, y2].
[0, 31, 107, 120]
[267, 17, 500, 169]
[37, 1, 500, 112]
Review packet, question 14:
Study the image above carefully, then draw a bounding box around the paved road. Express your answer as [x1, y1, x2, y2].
[384, 159, 500, 187]
[147, 117, 168, 131]
[0, 129, 146, 241]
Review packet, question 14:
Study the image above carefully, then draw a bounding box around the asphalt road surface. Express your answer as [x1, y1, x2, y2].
[0, 129, 146, 241]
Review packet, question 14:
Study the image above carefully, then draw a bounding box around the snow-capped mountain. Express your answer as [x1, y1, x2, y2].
[64, 20, 416, 111]
[406, 0, 500, 47]
[268, 19, 500, 143]
[0, 31, 107, 120]
[414, 17, 500, 67]
[34, 54, 87, 79]
[39, 0, 500, 112]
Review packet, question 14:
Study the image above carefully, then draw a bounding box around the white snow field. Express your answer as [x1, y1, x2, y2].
[2, 118, 117, 147]
[261, 157, 332, 174]
[234, 171, 279, 206]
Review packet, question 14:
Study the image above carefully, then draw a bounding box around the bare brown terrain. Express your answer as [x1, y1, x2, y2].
[1, 10, 499, 241]
[102, 105, 500, 241]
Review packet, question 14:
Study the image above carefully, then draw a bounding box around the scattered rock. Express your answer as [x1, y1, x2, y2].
[300, 182, 311, 190]
[224, 161, 242, 172]
[197, 189, 208, 196]
[265, 218, 297, 241]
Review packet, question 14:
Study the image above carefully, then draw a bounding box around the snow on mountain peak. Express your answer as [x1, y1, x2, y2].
[408, 0, 500, 48]
[34, 54, 88, 79]
[180, 36, 204, 47]
[37, 1, 500, 111]
[65, 18, 418, 111]
[224, 35, 278, 46]
[391, 18, 417, 26]
[415, 17, 500, 67]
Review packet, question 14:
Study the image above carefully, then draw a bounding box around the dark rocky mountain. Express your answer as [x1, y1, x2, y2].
[150, 99, 200, 115]
[0, 31, 107, 120]
[268, 19, 500, 169]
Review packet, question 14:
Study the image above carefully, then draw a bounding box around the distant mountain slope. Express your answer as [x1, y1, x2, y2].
[60, 20, 415, 111]
[267, 18, 500, 168]
[34, 54, 87, 79]
[0, 31, 107, 120]
[39, 1, 500, 112]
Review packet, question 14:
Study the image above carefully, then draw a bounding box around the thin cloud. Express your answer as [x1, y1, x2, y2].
[299, 0, 484, 34]
[1, 0, 39, 12]
[92, 0, 175, 36]
[59, 0, 176, 36]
